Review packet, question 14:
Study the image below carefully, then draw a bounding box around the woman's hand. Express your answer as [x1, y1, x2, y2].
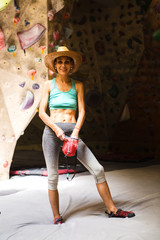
[70, 128, 79, 139]
[54, 126, 65, 141]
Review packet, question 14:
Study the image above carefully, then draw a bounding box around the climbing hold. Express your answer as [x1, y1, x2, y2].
[39, 45, 46, 54]
[54, 45, 59, 51]
[28, 69, 37, 80]
[89, 16, 96, 22]
[3, 161, 9, 168]
[34, 57, 42, 62]
[85, 90, 101, 107]
[0, 28, 5, 50]
[49, 42, 54, 47]
[48, 9, 56, 21]
[0, 0, 12, 11]
[105, 14, 109, 21]
[128, 3, 134, 9]
[40, 73, 46, 79]
[8, 136, 16, 143]
[95, 41, 105, 55]
[53, 30, 60, 41]
[120, 104, 130, 122]
[17, 23, 46, 50]
[24, 20, 30, 26]
[112, 22, 117, 27]
[105, 34, 111, 41]
[14, 0, 20, 12]
[78, 16, 87, 25]
[119, 31, 125, 37]
[153, 29, 160, 42]
[132, 36, 142, 44]
[127, 39, 133, 49]
[1, 135, 5, 141]
[64, 26, 73, 39]
[103, 66, 111, 78]
[20, 90, 34, 110]
[136, 0, 152, 12]
[13, 16, 20, 27]
[32, 83, 40, 90]
[108, 84, 119, 98]
[154, 3, 160, 14]
[120, 14, 124, 18]
[8, 45, 16, 57]
[19, 82, 26, 88]
[64, 12, 70, 20]
[49, 69, 54, 76]
[120, 22, 125, 27]
[76, 31, 82, 37]
[126, 20, 132, 25]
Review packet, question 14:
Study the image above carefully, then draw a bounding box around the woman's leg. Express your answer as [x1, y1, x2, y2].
[42, 126, 62, 221]
[77, 138, 117, 213]
[96, 181, 117, 213]
[48, 189, 60, 220]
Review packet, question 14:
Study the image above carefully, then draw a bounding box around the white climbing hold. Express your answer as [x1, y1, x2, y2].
[1, 135, 5, 141]
[20, 90, 34, 110]
[8, 136, 16, 143]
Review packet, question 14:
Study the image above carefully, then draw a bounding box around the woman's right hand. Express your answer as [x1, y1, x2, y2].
[54, 126, 65, 141]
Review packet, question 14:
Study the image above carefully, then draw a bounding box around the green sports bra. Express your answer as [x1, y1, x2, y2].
[48, 78, 77, 111]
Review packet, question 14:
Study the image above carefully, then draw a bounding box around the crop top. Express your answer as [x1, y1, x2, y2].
[48, 78, 77, 111]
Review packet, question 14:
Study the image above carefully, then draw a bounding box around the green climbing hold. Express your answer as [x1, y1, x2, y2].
[153, 29, 160, 42]
[108, 84, 119, 98]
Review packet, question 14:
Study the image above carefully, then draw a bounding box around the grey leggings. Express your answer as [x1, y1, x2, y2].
[42, 123, 106, 190]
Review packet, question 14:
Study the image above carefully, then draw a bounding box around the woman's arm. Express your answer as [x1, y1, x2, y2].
[39, 81, 65, 140]
[71, 81, 85, 138]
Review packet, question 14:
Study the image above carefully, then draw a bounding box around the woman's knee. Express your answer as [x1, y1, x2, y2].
[94, 165, 106, 183]
[48, 172, 59, 190]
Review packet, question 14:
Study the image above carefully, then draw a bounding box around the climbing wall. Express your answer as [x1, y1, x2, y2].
[0, 0, 80, 179]
[13, 0, 146, 166]
[64, 0, 144, 155]
[110, 0, 160, 159]
[0, 0, 48, 179]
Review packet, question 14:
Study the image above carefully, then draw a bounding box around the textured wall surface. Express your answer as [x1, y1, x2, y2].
[0, 0, 48, 179]
[65, 0, 144, 156]
[2, 0, 159, 175]
[15, 0, 145, 158]
[110, 0, 160, 159]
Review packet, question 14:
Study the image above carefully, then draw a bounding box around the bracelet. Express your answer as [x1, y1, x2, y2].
[74, 127, 80, 131]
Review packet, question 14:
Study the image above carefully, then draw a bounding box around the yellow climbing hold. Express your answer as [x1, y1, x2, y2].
[0, 0, 12, 12]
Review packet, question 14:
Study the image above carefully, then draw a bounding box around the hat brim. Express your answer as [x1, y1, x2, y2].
[44, 50, 82, 73]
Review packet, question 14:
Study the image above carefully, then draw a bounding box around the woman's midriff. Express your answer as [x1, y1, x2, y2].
[50, 109, 77, 123]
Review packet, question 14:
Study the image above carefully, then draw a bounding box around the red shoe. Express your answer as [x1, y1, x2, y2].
[105, 208, 135, 218]
[54, 217, 63, 224]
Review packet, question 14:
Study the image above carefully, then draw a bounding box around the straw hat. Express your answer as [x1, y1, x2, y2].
[44, 46, 82, 73]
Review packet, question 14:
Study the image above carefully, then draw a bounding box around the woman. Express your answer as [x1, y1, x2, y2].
[39, 46, 135, 224]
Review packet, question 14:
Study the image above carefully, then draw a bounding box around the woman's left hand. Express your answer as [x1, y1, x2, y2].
[70, 129, 79, 139]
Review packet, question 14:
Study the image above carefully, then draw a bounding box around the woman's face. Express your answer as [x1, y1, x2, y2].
[54, 56, 73, 75]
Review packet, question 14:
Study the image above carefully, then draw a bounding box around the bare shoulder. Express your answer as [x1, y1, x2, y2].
[74, 80, 84, 91]
[43, 80, 52, 92]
